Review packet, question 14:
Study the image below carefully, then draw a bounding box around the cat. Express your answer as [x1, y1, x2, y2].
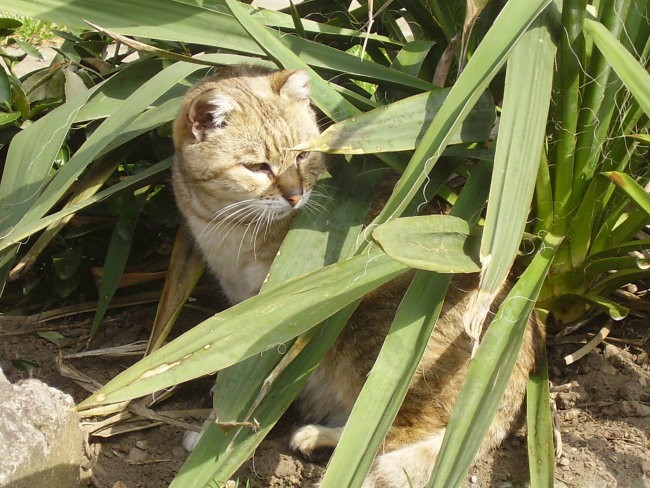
[172, 64, 326, 305]
[172, 65, 541, 487]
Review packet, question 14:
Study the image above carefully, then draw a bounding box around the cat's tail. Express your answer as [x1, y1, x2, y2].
[362, 429, 445, 488]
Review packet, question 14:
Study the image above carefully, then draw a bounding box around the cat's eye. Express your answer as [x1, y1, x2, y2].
[295, 151, 309, 164]
[243, 162, 273, 175]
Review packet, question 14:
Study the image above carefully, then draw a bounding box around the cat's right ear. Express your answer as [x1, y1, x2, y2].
[187, 92, 235, 141]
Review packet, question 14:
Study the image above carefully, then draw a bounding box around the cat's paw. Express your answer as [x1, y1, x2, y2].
[289, 424, 342, 461]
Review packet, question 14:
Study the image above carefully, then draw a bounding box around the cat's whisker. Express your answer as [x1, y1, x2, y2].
[250, 208, 270, 260]
[216, 207, 260, 245]
[203, 203, 256, 240]
[304, 199, 331, 217]
[309, 191, 334, 204]
[198, 199, 258, 241]
[208, 206, 260, 246]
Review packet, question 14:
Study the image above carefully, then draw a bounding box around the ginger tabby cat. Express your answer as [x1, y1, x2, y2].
[172, 65, 540, 488]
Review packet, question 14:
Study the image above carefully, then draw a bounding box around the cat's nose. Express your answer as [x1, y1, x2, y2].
[283, 190, 303, 207]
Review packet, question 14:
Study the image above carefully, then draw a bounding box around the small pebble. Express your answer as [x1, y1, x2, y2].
[559, 456, 570, 466]
[636, 352, 648, 366]
[112, 482, 128, 488]
[470, 474, 478, 483]
[127, 446, 148, 463]
[135, 440, 149, 451]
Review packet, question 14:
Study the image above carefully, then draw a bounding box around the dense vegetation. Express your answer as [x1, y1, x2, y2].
[0, 1, 647, 487]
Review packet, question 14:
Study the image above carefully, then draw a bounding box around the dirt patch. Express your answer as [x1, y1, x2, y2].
[1, 308, 648, 488]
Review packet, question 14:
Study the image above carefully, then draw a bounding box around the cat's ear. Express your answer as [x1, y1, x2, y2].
[187, 91, 235, 140]
[273, 70, 310, 105]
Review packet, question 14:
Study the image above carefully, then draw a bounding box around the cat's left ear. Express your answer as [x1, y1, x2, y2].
[274, 70, 310, 105]
[187, 91, 236, 141]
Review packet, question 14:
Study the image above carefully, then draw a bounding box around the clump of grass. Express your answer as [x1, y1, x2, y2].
[0, 12, 61, 46]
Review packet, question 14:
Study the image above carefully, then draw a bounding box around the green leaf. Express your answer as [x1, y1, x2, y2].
[467, 8, 556, 339]
[551, 0, 586, 219]
[38, 331, 65, 345]
[11, 358, 39, 372]
[52, 248, 81, 280]
[527, 343, 555, 488]
[0, 66, 11, 105]
[0, 111, 20, 127]
[390, 40, 436, 77]
[429, 233, 563, 488]
[75, 59, 165, 122]
[372, 215, 482, 273]
[603, 171, 650, 217]
[300, 90, 495, 154]
[0, 0, 263, 55]
[15, 39, 44, 60]
[11, 82, 30, 120]
[0, 69, 91, 244]
[79, 250, 408, 408]
[0, 17, 21, 36]
[568, 292, 629, 321]
[90, 193, 143, 341]
[584, 17, 650, 117]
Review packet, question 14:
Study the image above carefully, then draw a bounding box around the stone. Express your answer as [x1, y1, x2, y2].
[135, 440, 149, 451]
[127, 447, 148, 463]
[0, 367, 84, 488]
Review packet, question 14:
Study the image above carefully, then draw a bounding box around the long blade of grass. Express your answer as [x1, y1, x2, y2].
[465, 8, 556, 342]
[0, 0, 265, 55]
[429, 233, 563, 488]
[584, 17, 650, 116]
[551, 0, 587, 222]
[79, 249, 408, 408]
[7, 156, 123, 281]
[527, 340, 555, 488]
[89, 193, 143, 342]
[603, 171, 650, 216]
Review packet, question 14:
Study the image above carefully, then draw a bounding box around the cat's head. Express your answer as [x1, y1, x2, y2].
[172, 66, 326, 224]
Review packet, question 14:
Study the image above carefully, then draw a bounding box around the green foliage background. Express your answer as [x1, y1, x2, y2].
[0, 1, 647, 487]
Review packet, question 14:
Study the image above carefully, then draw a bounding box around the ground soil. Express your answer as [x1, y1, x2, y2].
[1, 305, 648, 488]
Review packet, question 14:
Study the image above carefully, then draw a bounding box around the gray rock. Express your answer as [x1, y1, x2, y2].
[0, 367, 83, 488]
